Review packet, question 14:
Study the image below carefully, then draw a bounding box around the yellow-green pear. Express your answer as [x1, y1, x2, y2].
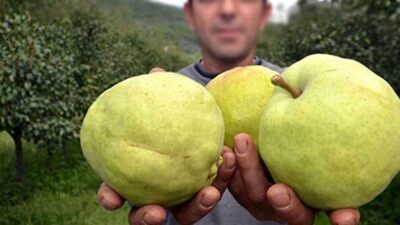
[80, 72, 225, 207]
[206, 66, 277, 148]
[259, 54, 400, 210]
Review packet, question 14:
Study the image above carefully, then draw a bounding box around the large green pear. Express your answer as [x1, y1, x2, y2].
[80, 72, 225, 207]
[206, 66, 277, 148]
[259, 54, 400, 210]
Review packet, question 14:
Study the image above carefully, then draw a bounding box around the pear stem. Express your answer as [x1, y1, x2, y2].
[271, 75, 303, 98]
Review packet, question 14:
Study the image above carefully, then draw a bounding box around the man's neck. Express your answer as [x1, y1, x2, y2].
[200, 51, 256, 74]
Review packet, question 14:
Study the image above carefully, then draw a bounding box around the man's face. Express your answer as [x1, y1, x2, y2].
[184, 0, 271, 61]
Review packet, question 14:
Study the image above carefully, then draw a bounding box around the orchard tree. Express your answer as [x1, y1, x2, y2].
[258, 0, 400, 94]
[68, 12, 189, 112]
[0, 13, 80, 181]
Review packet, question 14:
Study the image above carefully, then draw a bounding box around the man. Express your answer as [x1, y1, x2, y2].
[97, 0, 361, 225]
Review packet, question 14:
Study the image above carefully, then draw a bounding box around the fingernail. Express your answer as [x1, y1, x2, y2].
[234, 138, 247, 156]
[270, 189, 291, 209]
[144, 212, 162, 225]
[224, 152, 235, 169]
[341, 220, 357, 225]
[223, 147, 231, 154]
[200, 194, 216, 209]
[100, 195, 118, 209]
[337, 214, 357, 225]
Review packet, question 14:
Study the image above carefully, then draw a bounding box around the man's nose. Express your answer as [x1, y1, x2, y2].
[220, 0, 237, 19]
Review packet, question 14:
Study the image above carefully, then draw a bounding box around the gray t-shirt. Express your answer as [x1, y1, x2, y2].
[163, 57, 284, 225]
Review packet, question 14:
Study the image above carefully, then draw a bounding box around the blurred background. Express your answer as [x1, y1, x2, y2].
[0, 0, 399, 224]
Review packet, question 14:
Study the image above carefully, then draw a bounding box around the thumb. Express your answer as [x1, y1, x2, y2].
[149, 67, 166, 73]
[267, 183, 314, 225]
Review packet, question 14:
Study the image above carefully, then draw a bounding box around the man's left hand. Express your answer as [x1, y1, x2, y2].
[228, 133, 360, 225]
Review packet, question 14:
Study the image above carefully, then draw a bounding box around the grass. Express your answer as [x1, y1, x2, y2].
[0, 132, 399, 225]
[0, 134, 129, 225]
[1, 187, 129, 225]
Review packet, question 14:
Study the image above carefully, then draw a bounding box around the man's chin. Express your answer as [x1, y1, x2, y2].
[213, 49, 249, 62]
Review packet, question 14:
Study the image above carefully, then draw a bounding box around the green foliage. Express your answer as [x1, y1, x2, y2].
[0, 131, 14, 154]
[0, 13, 80, 147]
[256, 23, 287, 67]
[258, 0, 400, 94]
[65, 9, 190, 111]
[0, 0, 191, 181]
[359, 175, 400, 225]
[100, 0, 199, 55]
[0, 0, 192, 141]
[313, 211, 330, 225]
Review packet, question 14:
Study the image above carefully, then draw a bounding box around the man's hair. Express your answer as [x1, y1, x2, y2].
[188, 0, 268, 5]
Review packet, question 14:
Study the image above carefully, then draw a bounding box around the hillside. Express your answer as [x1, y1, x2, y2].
[100, 0, 199, 55]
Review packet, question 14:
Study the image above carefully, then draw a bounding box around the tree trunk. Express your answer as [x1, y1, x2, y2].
[11, 128, 24, 182]
[47, 141, 53, 157]
[61, 136, 67, 162]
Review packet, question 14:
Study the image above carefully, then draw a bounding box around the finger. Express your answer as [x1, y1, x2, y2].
[228, 164, 251, 206]
[234, 133, 269, 203]
[267, 183, 314, 225]
[229, 168, 278, 221]
[128, 205, 167, 225]
[329, 209, 360, 225]
[97, 182, 125, 210]
[149, 67, 166, 73]
[173, 186, 220, 225]
[212, 146, 237, 193]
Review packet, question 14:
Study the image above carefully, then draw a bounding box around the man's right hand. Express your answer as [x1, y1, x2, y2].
[97, 146, 236, 225]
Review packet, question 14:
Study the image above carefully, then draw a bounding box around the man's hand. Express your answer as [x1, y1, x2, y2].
[149, 67, 166, 73]
[97, 146, 236, 225]
[229, 133, 361, 225]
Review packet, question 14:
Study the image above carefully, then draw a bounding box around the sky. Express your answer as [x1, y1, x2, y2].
[148, 0, 299, 23]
